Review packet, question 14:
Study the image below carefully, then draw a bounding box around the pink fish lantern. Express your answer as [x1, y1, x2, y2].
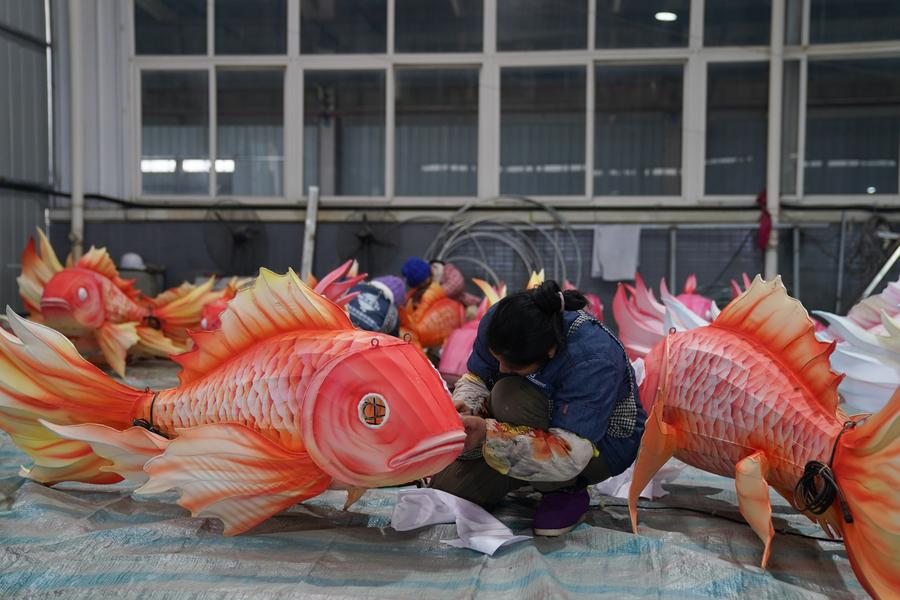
[199, 277, 250, 331]
[0, 269, 465, 536]
[563, 280, 603, 322]
[660, 275, 712, 320]
[730, 272, 753, 300]
[844, 276, 900, 332]
[632, 276, 900, 600]
[438, 279, 506, 387]
[612, 273, 666, 360]
[314, 260, 367, 307]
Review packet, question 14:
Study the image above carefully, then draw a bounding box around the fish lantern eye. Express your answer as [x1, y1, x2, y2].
[200, 318, 208, 329]
[358, 393, 389, 428]
[77, 287, 88, 302]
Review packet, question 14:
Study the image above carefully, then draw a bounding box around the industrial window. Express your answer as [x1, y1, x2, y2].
[805, 58, 900, 195]
[705, 62, 769, 195]
[134, 0, 206, 55]
[140, 71, 209, 195]
[497, 0, 588, 51]
[810, 0, 900, 44]
[500, 66, 586, 195]
[594, 64, 683, 196]
[395, 0, 483, 53]
[704, 0, 771, 47]
[300, 0, 387, 54]
[595, 0, 690, 49]
[780, 61, 801, 196]
[216, 70, 285, 196]
[129, 0, 900, 205]
[395, 68, 479, 196]
[215, 0, 287, 55]
[303, 70, 386, 196]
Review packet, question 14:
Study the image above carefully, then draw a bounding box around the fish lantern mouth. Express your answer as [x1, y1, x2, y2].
[388, 431, 467, 469]
[40, 297, 89, 334]
[41, 297, 72, 312]
[301, 338, 465, 488]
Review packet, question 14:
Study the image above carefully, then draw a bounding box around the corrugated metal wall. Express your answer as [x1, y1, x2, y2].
[0, 0, 50, 312]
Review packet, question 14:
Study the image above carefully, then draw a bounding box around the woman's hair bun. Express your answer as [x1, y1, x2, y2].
[533, 280, 563, 314]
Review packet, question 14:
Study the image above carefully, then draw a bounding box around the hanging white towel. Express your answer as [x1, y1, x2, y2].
[591, 225, 641, 281]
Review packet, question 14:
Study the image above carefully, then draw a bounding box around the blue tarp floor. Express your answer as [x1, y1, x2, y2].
[0, 361, 867, 599]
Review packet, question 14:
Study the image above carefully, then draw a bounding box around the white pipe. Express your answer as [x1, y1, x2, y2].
[68, 2, 84, 260]
[765, 0, 785, 278]
[301, 186, 320, 281]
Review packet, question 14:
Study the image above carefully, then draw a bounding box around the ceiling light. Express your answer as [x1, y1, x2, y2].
[655, 11, 677, 22]
[215, 159, 236, 173]
[182, 159, 211, 173]
[140, 159, 176, 173]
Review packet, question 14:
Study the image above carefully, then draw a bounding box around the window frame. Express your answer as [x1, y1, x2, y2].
[126, 0, 900, 208]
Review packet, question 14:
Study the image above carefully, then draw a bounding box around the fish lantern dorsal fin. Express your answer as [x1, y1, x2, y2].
[683, 274, 698, 295]
[878, 312, 900, 354]
[173, 268, 352, 385]
[36, 228, 64, 273]
[17, 229, 65, 314]
[526, 270, 545, 290]
[712, 275, 842, 416]
[76, 246, 143, 301]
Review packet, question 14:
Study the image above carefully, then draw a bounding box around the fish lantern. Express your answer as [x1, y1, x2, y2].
[661, 275, 713, 320]
[399, 283, 465, 350]
[439, 279, 507, 387]
[612, 273, 667, 360]
[199, 277, 251, 331]
[16, 229, 221, 376]
[314, 260, 367, 307]
[0, 269, 465, 535]
[630, 276, 900, 600]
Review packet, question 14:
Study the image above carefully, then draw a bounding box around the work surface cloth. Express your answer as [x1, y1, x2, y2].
[0, 361, 866, 599]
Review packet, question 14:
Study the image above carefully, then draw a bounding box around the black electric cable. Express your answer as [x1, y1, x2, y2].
[793, 421, 857, 524]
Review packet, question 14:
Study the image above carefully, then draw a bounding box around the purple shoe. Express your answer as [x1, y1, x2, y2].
[533, 488, 590, 536]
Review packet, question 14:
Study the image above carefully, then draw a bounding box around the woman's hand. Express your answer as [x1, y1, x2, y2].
[454, 399, 473, 415]
[451, 373, 489, 416]
[461, 415, 487, 451]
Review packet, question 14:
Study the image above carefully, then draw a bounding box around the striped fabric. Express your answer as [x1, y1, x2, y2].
[0, 430, 865, 599]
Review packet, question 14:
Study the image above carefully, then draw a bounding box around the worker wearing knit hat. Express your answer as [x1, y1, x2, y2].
[401, 257, 432, 288]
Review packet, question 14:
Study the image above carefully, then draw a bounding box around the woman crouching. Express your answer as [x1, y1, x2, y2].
[430, 280, 647, 536]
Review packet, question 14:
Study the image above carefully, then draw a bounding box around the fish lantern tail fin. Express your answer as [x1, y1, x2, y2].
[0, 308, 148, 485]
[832, 387, 900, 600]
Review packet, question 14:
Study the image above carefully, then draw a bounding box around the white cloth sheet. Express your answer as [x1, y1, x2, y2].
[391, 488, 531, 556]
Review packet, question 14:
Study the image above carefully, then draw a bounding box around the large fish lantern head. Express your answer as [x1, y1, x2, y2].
[40, 269, 106, 335]
[301, 337, 465, 488]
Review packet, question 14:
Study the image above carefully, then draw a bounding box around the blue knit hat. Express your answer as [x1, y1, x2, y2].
[401, 257, 431, 287]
